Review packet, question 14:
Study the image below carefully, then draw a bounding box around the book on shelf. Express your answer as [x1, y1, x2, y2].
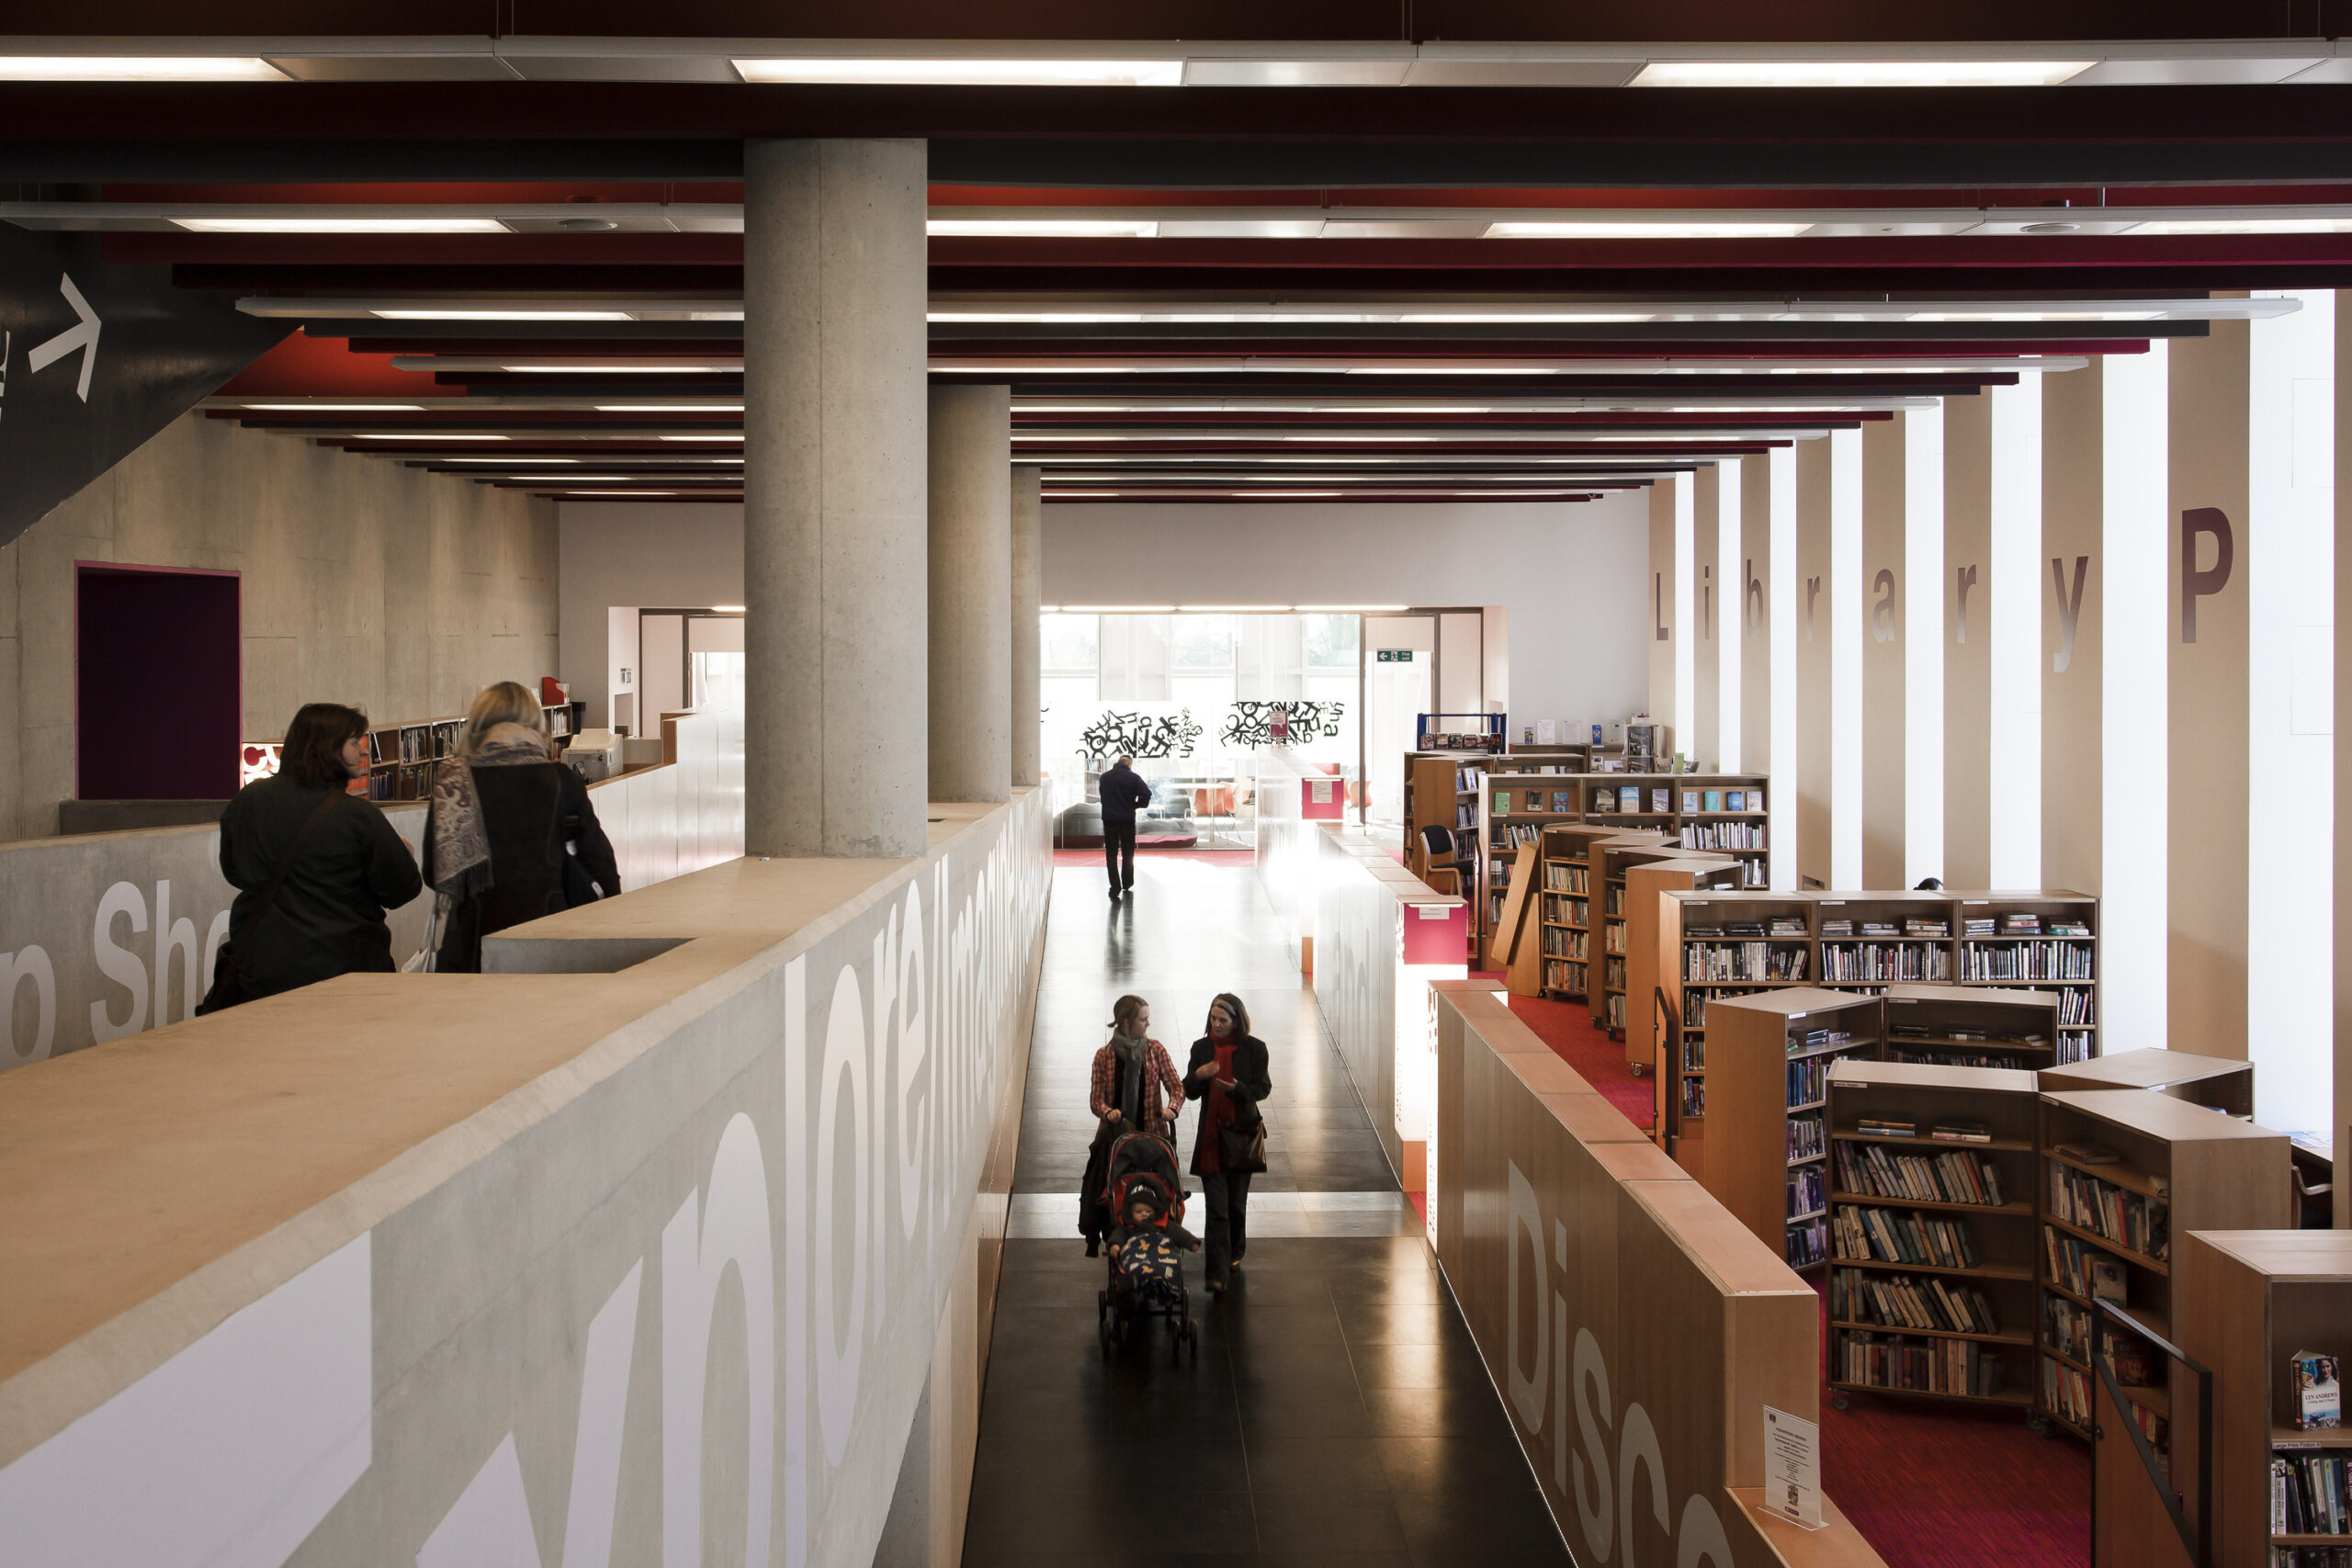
[1704, 789, 1723, 812]
[2046, 1162, 2169, 1260]
[1932, 1122, 1992, 1144]
[1905, 919, 1951, 938]
[2295, 1351, 2345, 1429]
[1832, 1205, 1985, 1269]
[1963, 918, 1996, 936]
[2002, 914, 2042, 934]
[1821, 919, 1854, 937]
[1840, 1330, 2007, 1398]
[2048, 919, 2092, 937]
[1769, 916, 1807, 937]
[1550, 790, 1574, 813]
[1618, 785, 1640, 812]
[1787, 1216, 1828, 1269]
[1525, 789, 1545, 811]
[1834, 1267, 2002, 1336]
[1835, 1143, 2007, 1206]
[1495, 792, 1512, 815]
[1857, 1117, 1917, 1138]
[1727, 789, 1747, 810]
[1650, 787, 1669, 812]
[1681, 789, 1701, 812]
[2272, 1452, 2352, 1537]
[2053, 1141, 2120, 1166]
[1788, 1165, 1826, 1218]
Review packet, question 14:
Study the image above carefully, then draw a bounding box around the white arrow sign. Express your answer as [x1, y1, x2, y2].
[27, 273, 100, 402]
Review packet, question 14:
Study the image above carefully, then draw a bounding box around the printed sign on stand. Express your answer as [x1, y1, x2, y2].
[1761, 1404, 1824, 1529]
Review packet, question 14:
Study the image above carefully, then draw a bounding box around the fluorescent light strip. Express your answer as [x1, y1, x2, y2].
[499, 364, 737, 374]
[172, 216, 508, 234]
[375, 309, 635, 321]
[659, 434, 745, 442]
[2127, 217, 2352, 236]
[0, 55, 285, 81]
[1631, 60, 2093, 88]
[1485, 221, 1814, 239]
[929, 220, 1160, 238]
[596, 404, 745, 412]
[735, 57, 1182, 86]
[345, 433, 508, 441]
[242, 402, 426, 412]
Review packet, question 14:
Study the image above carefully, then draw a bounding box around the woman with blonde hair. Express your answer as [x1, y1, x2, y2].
[1079, 994, 1185, 1255]
[423, 681, 620, 971]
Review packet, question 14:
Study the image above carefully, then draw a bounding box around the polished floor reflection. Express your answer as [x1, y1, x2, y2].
[965, 853, 1570, 1566]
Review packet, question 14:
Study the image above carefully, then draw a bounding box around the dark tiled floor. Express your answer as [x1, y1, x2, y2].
[967, 856, 1570, 1567]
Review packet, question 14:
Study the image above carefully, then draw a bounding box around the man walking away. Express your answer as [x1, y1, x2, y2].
[1098, 753, 1151, 899]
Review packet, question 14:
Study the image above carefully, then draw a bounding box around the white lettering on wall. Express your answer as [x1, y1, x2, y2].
[1510, 1158, 1736, 1567]
[0, 945, 56, 1064]
[89, 880, 148, 1042]
[663, 1112, 775, 1568]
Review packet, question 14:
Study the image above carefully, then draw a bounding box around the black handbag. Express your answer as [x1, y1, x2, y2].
[1218, 1102, 1269, 1174]
[196, 792, 340, 1015]
[560, 812, 600, 907]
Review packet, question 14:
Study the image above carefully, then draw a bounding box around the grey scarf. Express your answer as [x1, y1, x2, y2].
[1112, 1032, 1147, 1125]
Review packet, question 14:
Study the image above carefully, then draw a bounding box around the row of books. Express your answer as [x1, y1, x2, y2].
[1787, 1055, 1844, 1109]
[1602, 992, 1627, 1030]
[1683, 1037, 1705, 1071]
[1821, 918, 1948, 939]
[1787, 1111, 1825, 1162]
[2041, 1358, 2167, 1447]
[2047, 1162, 2170, 1261]
[2043, 1225, 2130, 1303]
[1542, 863, 1589, 893]
[1604, 925, 1626, 955]
[1786, 1215, 1829, 1268]
[1603, 954, 1627, 987]
[1679, 822, 1767, 852]
[1834, 1267, 2003, 1336]
[1833, 1143, 2008, 1207]
[1593, 786, 1673, 814]
[1686, 942, 1809, 983]
[1959, 942, 2096, 983]
[1493, 822, 1543, 851]
[1542, 928, 1589, 960]
[2272, 1547, 2352, 1566]
[1833, 1205, 1986, 1269]
[1820, 943, 1954, 983]
[1680, 1077, 1706, 1117]
[1787, 1165, 1826, 1219]
[2275, 1455, 2352, 1540]
[1543, 895, 1589, 927]
[1839, 1331, 2007, 1397]
[365, 761, 438, 801]
[1499, 789, 1578, 815]
[1679, 787, 1756, 812]
[2044, 1296, 2094, 1364]
[1887, 1047, 2044, 1070]
[1543, 959, 1588, 996]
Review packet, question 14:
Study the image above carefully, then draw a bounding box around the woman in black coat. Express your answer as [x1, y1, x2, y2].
[1185, 991, 1272, 1294]
[424, 681, 620, 971]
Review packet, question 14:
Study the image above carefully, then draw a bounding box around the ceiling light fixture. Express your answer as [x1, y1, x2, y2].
[2126, 216, 2352, 236]
[1175, 606, 1295, 613]
[1630, 60, 2093, 88]
[1295, 605, 1411, 612]
[1484, 220, 1813, 239]
[659, 434, 745, 442]
[711, 604, 747, 613]
[242, 402, 426, 412]
[928, 219, 1160, 238]
[1055, 604, 1181, 612]
[170, 216, 510, 234]
[735, 57, 1183, 87]
[0, 55, 286, 81]
[374, 309, 635, 321]
[345, 433, 509, 440]
[596, 404, 746, 412]
[499, 364, 737, 374]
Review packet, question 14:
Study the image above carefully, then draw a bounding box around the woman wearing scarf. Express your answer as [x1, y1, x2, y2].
[423, 681, 621, 972]
[1080, 994, 1185, 1256]
[1186, 992, 1272, 1295]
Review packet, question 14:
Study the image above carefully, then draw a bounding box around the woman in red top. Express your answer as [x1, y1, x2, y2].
[1185, 992, 1273, 1294]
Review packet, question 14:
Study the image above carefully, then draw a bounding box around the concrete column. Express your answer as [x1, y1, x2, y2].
[928, 385, 1012, 804]
[1010, 465, 1043, 786]
[743, 138, 928, 858]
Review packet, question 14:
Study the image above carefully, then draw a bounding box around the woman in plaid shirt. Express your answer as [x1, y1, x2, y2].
[1081, 994, 1186, 1252]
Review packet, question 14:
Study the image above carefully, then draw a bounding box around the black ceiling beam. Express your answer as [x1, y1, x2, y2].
[10, 82, 2352, 186]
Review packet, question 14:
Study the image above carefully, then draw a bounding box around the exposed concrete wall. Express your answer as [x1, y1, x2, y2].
[0, 412, 558, 840]
[555, 503, 745, 729]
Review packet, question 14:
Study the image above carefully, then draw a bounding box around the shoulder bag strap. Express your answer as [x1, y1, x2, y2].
[232, 791, 342, 947]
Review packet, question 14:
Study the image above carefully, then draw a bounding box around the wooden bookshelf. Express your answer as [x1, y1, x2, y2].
[1479, 767, 1603, 949]
[1813, 893, 1958, 991]
[248, 700, 579, 804]
[1701, 987, 1883, 1270]
[1825, 1059, 2042, 1414]
[1661, 891, 1824, 1181]
[1882, 984, 2064, 1070]
[1951, 891, 2099, 1062]
[2039, 1048, 2256, 1118]
[1589, 831, 1682, 1037]
[1404, 752, 1487, 962]
[1536, 823, 1612, 1002]
[2034, 1089, 2291, 1460]
[2177, 1231, 2352, 1568]
[1623, 855, 1742, 1119]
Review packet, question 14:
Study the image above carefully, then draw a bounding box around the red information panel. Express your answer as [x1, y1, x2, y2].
[1401, 902, 1468, 965]
[1300, 776, 1344, 819]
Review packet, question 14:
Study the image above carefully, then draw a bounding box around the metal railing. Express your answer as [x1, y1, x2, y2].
[2090, 1299, 2212, 1568]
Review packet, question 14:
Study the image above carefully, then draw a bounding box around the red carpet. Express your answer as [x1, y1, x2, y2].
[1815, 1286, 2089, 1567]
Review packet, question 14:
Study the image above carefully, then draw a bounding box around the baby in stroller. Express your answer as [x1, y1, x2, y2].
[1095, 1130, 1202, 1359]
[1109, 1184, 1199, 1304]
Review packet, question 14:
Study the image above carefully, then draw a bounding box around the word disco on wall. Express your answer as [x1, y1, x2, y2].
[0, 789, 1052, 1568]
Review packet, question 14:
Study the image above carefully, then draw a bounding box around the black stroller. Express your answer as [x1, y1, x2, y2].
[1095, 1130, 1199, 1361]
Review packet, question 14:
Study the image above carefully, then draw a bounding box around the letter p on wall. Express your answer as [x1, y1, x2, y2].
[2179, 507, 2233, 644]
